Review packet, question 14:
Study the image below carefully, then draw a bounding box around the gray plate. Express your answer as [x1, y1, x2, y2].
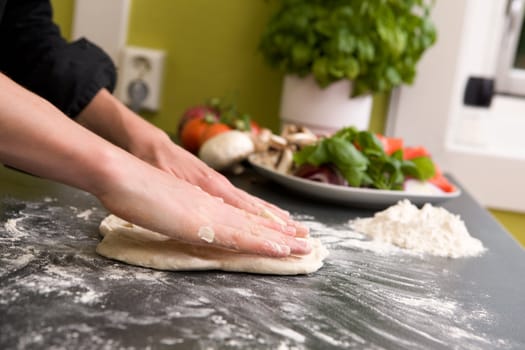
[248, 155, 461, 208]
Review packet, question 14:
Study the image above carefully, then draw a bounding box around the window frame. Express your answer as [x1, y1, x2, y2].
[386, 0, 525, 212]
[496, 0, 525, 95]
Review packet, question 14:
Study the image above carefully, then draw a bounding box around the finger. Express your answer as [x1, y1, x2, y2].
[227, 188, 310, 237]
[223, 187, 287, 217]
[253, 225, 311, 255]
[200, 175, 310, 238]
[209, 224, 291, 257]
[285, 219, 310, 238]
[213, 222, 312, 257]
[247, 213, 297, 236]
[187, 194, 312, 256]
[259, 207, 309, 238]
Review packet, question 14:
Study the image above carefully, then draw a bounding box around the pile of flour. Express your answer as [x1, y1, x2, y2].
[351, 200, 486, 258]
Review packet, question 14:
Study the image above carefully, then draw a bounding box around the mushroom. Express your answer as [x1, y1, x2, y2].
[269, 134, 288, 150]
[285, 132, 318, 147]
[250, 150, 281, 169]
[247, 123, 321, 173]
[276, 148, 294, 174]
[252, 128, 273, 152]
[199, 130, 255, 171]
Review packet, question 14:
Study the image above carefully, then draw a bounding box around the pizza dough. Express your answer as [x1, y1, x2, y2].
[96, 215, 329, 275]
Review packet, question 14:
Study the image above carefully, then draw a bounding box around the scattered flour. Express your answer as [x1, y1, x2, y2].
[3, 216, 30, 241]
[351, 200, 486, 258]
[268, 326, 306, 343]
[74, 290, 104, 305]
[76, 209, 94, 221]
[3, 253, 35, 268]
[76, 208, 97, 221]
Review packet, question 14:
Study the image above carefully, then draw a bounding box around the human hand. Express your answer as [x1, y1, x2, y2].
[0, 80, 308, 256]
[75, 89, 308, 237]
[98, 159, 311, 257]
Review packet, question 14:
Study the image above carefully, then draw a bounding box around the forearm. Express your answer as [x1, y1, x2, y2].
[0, 74, 310, 256]
[76, 89, 169, 155]
[74, 87, 309, 237]
[0, 73, 123, 196]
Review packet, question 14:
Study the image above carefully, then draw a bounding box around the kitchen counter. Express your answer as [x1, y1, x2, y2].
[1, 165, 524, 349]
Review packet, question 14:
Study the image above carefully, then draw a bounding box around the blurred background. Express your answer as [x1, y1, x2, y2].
[50, 0, 524, 246]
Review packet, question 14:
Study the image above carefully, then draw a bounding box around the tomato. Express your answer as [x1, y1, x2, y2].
[200, 123, 232, 145]
[179, 99, 264, 152]
[376, 134, 403, 155]
[428, 173, 456, 193]
[403, 146, 431, 160]
[177, 105, 219, 138]
[180, 118, 210, 153]
[180, 118, 231, 153]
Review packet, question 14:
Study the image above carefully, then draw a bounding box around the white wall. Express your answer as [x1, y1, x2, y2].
[387, 0, 525, 212]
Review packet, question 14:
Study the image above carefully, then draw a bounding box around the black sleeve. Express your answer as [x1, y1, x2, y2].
[0, 0, 116, 118]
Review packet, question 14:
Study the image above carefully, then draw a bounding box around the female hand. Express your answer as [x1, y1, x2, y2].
[76, 89, 309, 237]
[0, 76, 309, 257]
[97, 157, 312, 257]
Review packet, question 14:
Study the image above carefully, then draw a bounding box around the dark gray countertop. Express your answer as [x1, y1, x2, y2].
[1, 165, 524, 349]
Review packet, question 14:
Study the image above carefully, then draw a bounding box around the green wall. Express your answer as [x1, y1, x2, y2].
[51, 0, 386, 134]
[126, 0, 388, 134]
[126, 0, 282, 132]
[490, 209, 525, 247]
[50, 0, 73, 38]
[51, 0, 524, 247]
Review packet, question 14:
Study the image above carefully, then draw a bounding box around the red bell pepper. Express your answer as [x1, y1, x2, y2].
[376, 134, 404, 155]
[428, 164, 456, 193]
[403, 146, 431, 160]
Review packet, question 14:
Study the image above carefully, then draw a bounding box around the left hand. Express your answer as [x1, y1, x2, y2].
[75, 89, 309, 237]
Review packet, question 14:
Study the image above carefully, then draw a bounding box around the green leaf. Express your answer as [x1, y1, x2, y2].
[259, 0, 437, 95]
[291, 42, 312, 66]
[293, 144, 319, 166]
[356, 131, 383, 153]
[326, 137, 368, 170]
[386, 66, 402, 85]
[337, 31, 356, 53]
[343, 57, 359, 80]
[312, 57, 331, 87]
[407, 156, 436, 180]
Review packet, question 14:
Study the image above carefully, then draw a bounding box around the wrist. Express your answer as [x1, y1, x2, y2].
[127, 126, 172, 161]
[77, 145, 132, 198]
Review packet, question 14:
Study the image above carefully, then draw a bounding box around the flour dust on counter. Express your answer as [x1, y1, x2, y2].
[0, 193, 515, 349]
[295, 214, 511, 350]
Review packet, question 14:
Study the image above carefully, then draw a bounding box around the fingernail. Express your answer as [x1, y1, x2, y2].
[296, 224, 310, 237]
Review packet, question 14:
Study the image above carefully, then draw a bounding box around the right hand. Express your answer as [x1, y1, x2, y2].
[97, 159, 312, 257]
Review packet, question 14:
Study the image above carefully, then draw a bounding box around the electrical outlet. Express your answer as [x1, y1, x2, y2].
[115, 46, 165, 111]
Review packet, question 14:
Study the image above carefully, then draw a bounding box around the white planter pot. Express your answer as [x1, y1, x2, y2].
[279, 74, 372, 135]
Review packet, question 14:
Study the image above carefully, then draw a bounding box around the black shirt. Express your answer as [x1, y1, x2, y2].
[0, 0, 116, 118]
